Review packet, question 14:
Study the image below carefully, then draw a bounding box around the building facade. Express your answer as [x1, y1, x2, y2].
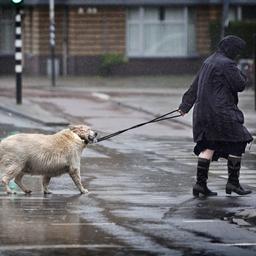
[0, 0, 256, 76]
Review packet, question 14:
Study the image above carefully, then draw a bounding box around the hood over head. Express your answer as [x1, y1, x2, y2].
[218, 35, 246, 60]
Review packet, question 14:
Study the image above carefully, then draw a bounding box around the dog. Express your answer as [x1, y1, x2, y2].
[0, 124, 97, 195]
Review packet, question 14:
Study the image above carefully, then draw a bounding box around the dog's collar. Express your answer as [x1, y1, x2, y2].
[83, 139, 89, 145]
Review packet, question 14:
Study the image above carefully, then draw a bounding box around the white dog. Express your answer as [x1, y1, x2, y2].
[0, 125, 97, 195]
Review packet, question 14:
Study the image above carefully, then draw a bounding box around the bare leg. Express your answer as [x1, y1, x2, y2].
[199, 149, 214, 161]
[42, 176, 52, 194]
[69, 168, 88, 194]
[14, 172, 32, 194]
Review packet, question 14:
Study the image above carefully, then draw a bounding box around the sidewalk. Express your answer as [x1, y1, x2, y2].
[0, 76, 255, 136]
[0, 75, 192, 129]
[0, 75, 194, 91]
[0, 97, 69, 126]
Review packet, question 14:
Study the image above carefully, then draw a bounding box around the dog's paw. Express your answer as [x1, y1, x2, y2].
[44, 190, 52, 195]
[80, 188, 89, 194]
[25, 190, 32, 194]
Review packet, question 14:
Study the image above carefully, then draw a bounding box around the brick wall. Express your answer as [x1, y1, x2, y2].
[196, 5, 221, 56]
[23, 7, 64, 55]
[23, 6, 64, 74]
[68, 7, 126, 56]
[21, 5, 220, 76]
[23, 6, 126, 75]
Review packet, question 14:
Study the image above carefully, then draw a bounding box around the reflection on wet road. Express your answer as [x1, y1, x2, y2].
[0, 125, 256, 256]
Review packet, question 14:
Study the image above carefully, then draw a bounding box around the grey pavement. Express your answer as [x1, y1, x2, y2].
[0, 75, 256, 255]
[0, 75, 194, 90]
[0, 97, 68, 126]
[0, 75, 255, 135]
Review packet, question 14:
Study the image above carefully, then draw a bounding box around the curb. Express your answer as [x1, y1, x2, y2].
[0, 105, 69, 127]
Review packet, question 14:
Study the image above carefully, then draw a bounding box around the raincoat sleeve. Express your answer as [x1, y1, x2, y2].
[178, 73, 199, 113]
[223, 62, 247, 93]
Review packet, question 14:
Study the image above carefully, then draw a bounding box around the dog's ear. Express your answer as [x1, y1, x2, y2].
[69, 125, 88, 141]
[69, 125, 81, 136]
[68, 125, 76, 131]
[69, 125, 84, 133]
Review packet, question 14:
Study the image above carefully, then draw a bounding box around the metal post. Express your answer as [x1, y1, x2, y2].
[221, 0, 230, 39]
[49, 0, 56, 86]
[15, 7, 22, 104]
[254, 34, 256, 111]
[62, 6, 68, 76]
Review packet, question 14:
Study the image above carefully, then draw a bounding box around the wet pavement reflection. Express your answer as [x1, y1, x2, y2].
[0, 124, 256, 256]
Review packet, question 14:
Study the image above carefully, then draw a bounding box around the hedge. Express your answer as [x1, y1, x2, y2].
[209, 21, 256, 58]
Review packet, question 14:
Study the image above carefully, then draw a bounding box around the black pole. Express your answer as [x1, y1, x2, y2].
[50, 37, 56, 87]
[15, 7, 22, 104]
[221, 0, 230, 39]
[254, 33, 256, 111]
[49, 0, 56, 87]
[16, 71, 22, 104]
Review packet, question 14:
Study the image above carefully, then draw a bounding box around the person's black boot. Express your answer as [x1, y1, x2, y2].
[192, 158, 217, 197]
[226, 155, 251, 195]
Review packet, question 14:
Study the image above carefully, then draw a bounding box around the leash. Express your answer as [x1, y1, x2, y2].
[96, 109, 182, 143]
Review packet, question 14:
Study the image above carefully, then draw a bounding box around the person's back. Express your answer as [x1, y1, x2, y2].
[196, 45, 240, 105]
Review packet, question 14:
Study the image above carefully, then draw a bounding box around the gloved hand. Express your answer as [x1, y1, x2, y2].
[178, 109, 186, 116]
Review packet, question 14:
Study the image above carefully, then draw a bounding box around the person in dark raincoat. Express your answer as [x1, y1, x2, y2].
[179, 35, 253, 197]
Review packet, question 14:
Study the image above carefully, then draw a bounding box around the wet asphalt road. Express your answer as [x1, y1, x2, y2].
[0, 93, 256, 255]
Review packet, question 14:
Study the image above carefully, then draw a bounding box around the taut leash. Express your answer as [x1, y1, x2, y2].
[96, 109, 181, 143]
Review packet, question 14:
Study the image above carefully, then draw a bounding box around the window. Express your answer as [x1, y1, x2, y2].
[228, 6, 238, 22]
[127, 7, 197, 57]
[242, 6, 256, 21]
[0, 8, 15, 54]
[228, 5, 256, 22]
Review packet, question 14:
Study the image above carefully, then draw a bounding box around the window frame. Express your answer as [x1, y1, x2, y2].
[126, 6, 195, 58]
[0, 7, 15, 55]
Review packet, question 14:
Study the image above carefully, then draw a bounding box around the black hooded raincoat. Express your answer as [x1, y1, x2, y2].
[179, 36, 253, 149]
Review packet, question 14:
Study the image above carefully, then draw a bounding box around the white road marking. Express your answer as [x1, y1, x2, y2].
[235, 179, 256, 184]
[0, 196, 48, 200]
[209, 165, 256, 187]
[0, 244, 122, 251]
[182, 220, 221, 223]
[221, 243, 256, 247]
[213, 170, 256, 174]
[92, 92, 110, 101]
[51, 222, 116, 226]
